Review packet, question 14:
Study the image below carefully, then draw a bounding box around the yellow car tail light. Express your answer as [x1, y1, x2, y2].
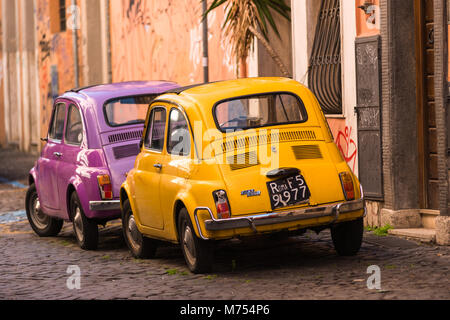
[339, 172, 355, 201]
[97, 174, 113, 200]
[213, 190, 231, 219]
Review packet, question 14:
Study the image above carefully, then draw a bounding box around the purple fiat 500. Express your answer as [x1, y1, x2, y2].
[25, 81, 179, 250]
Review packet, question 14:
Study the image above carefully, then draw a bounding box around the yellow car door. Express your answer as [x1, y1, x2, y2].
[158, 107, 193, 227]
[133, 106, 167, 230]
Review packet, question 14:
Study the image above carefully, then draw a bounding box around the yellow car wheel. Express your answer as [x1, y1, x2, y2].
[122, 199, 157, 259]
[178, 208, 214, 274]
[331, 217, 364, 256]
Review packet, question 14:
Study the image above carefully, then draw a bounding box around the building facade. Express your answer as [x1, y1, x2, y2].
[289, 0, 449, 244]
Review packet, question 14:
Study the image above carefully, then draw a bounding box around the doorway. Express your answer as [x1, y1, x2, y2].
[415, 0, 439, 210]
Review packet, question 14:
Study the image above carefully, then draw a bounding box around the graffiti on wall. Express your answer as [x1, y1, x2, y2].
[328, 118, 358, 173]
[110, 0, 235, 85]
[335, 126, 358, 173]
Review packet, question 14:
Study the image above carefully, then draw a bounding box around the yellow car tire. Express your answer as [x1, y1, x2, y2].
[122, 199, 157, 259]
[330, 217, 364, 256]
[178, 208, 214, 274]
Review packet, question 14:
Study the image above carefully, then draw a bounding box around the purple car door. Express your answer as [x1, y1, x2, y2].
[38, 102, 66, 212]
[57, 103, 85, 219]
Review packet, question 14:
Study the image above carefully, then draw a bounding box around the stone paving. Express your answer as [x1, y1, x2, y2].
[0, 218, 449, 300]
[0, 147, 449, 300]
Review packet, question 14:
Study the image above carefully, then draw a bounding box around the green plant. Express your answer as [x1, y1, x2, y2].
[166, 269, 179, 275]
[204, 274, 218, 280]
[384, 264, 397, 270]
[60, 240, 71, 246]
[366, 224, 393, 236]
[203, 0, 291, 77]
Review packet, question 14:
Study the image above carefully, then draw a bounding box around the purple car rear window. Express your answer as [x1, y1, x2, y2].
[104, 95, 157, 127]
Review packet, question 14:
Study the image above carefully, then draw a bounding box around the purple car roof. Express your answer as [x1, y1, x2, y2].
[56, 80, 180, 149]
[66, 80, 179, 100]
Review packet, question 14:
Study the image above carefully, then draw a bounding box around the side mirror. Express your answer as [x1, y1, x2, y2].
[41, 137, 48, 143]
[139, 139, 144, 149]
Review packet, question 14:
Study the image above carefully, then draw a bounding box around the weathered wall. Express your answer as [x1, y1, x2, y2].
[36, 0, 78, 144]
[0, 0, 5, 147]
[257, 1, 292, 78]
[109, 0, 236, 85]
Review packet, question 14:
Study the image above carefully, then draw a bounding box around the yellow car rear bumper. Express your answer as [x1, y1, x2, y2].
[194, 186, 366, 240]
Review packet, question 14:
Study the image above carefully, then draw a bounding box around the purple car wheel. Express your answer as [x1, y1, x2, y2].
[70, 192, 98, 250]
[122, 199, 157, 259]
[25, 184, 63, 237]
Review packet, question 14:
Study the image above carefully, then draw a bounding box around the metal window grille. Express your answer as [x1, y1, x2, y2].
[308, 0, 342, 114]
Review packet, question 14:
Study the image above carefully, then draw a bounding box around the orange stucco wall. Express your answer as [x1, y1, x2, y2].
[36, 0, 79, 142]
[109, 0, 236, 86]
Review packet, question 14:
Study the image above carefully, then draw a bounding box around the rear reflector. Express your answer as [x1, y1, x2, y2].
[213, 190, 231, 219]
[97, 175, 113, 200]
[339, 172, 355, 201]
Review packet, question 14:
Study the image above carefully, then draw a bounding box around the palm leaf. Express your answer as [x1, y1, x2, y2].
[202, 0, 291, 77]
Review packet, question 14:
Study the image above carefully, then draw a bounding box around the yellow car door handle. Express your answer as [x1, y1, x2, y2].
[154, 163, 163, 170]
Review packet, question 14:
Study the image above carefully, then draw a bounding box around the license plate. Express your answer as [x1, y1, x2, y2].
[267, 175, 311, 210]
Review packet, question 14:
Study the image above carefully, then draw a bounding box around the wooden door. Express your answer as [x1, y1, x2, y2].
[415, 0, 438, 209]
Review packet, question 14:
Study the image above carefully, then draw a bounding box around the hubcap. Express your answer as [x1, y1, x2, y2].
[183, 225, 196, 266]
[127, 214, 141, 251]
[29, 195, 50, 229]
[73, 207, 84, 243]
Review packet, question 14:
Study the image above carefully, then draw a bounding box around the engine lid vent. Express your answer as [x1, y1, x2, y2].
[292, 145, 323, 160]
[227, 151, 260, 170]
[108, 130, 143, 144]
[222, 130, 317, 152]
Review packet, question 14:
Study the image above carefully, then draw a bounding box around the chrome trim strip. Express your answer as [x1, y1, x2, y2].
[193, 185, 366, 240]
[89, 200, 121, 211]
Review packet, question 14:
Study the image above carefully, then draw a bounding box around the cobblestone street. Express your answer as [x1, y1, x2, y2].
[0, 148, 449, 300]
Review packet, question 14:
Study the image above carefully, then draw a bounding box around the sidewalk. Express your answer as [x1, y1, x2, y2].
[0, 147, 38, 222]
[0, 147, 38, 185]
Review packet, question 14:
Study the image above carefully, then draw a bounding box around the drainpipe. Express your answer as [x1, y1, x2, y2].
[105, 0, 112, 83]
[202, 0, 209, 83]
[72, 0, 79, 87]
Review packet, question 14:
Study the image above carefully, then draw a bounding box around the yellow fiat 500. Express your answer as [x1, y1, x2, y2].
[120, 78, 365, 273]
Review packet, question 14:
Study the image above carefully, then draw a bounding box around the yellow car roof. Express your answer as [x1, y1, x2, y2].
[157, 77, 309, 111]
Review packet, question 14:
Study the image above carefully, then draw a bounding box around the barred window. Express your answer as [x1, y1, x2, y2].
[308, 0, 342, 114]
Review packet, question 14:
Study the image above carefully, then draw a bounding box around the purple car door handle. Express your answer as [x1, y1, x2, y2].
[53, 152, 63, 158]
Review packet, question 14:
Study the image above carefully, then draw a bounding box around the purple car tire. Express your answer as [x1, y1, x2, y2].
[25, 184, 63, 237]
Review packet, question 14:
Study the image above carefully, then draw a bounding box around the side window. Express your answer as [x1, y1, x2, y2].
[65, 104, 83, 146]
[144, 108, 166, 151]
[48, 103, 66, 141]
[167, 108, 191, 156]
